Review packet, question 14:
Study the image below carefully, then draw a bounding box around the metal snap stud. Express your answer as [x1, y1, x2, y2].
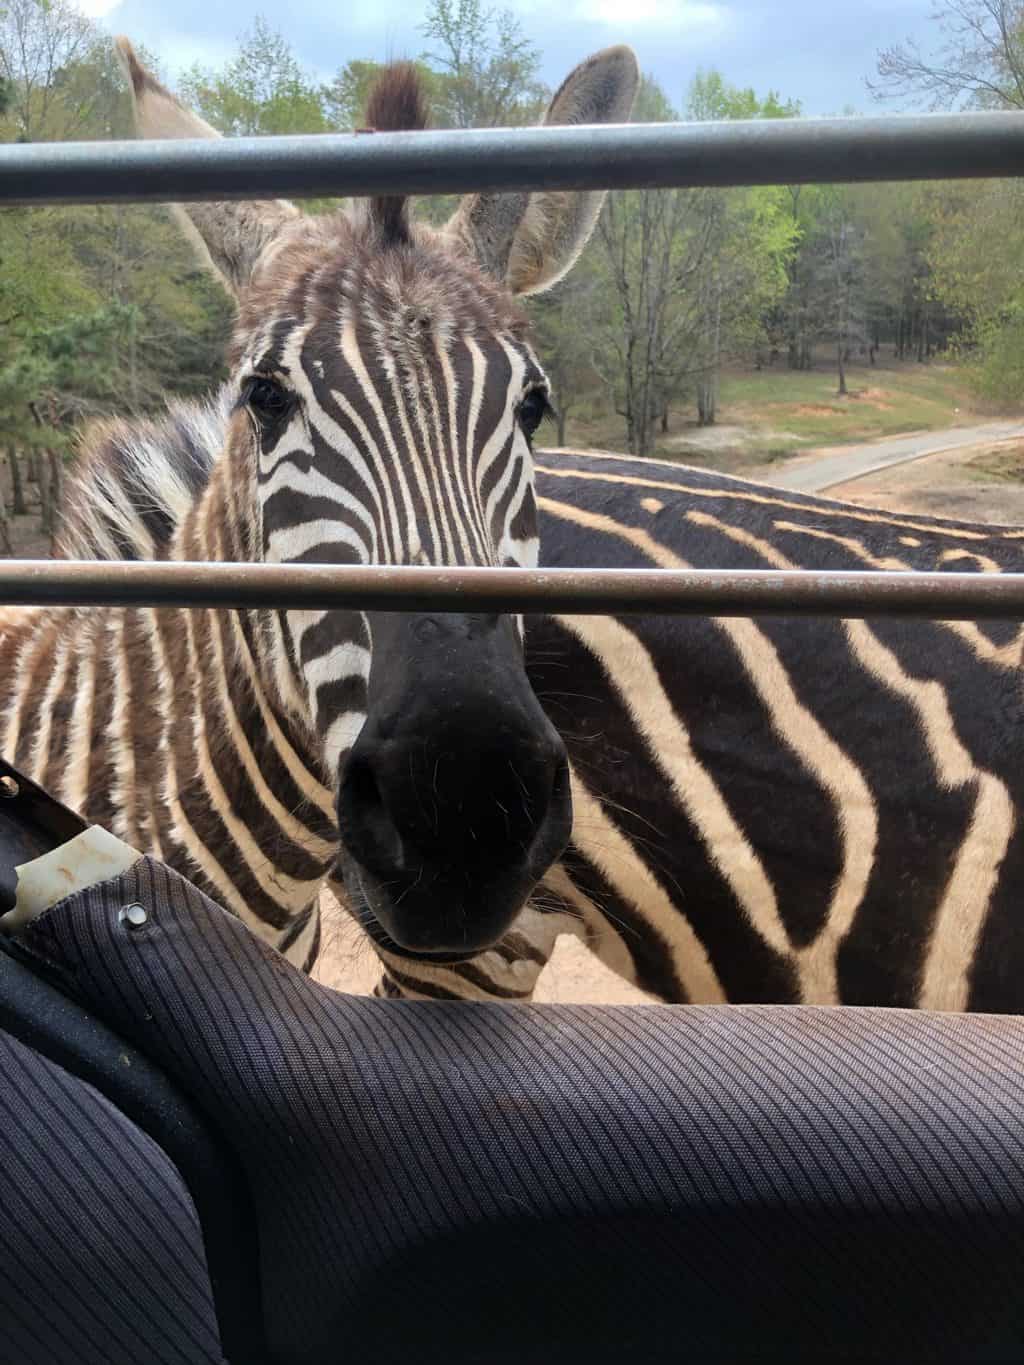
[0, 776, 18, 799]
[119, 903, 149, 929]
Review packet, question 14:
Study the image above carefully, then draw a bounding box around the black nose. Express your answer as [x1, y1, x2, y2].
[336, 612, 572, 955]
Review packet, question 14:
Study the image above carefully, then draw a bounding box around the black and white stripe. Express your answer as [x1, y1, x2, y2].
[0, 44, 641, 970]
[379, 449, 1024, 1012]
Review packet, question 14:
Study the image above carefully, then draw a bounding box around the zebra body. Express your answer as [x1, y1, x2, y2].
[7, 429, 1024, 1009]
[383, 449, 1024, 1012]
[0, 404, 336, 967]
[5, 39, 1019, 1010]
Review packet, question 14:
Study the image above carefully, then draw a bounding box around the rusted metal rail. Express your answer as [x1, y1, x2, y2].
[1, 560, 1022, 619]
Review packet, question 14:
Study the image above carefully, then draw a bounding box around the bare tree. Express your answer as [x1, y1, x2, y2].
[6, 448, 26, 516]
[594, 182, 718, 456]
[529, 268, 601, 446]
[818, 189, 867, 395]
[0, 0, 98, 140]
[871, 0, 1024, 109]
[420, 0, 546, 128]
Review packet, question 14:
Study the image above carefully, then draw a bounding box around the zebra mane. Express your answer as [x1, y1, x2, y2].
[56, 390, 231, 562]
[364, 62, 431, 246]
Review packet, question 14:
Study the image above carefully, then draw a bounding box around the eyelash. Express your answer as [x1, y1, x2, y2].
[518, 388, 554, 438]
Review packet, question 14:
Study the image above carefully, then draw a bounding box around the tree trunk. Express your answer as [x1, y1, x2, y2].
[557, 406, 567, 446]
[128, 304, 139, 410]
[0, 503, 11, 555]
[39, 450, 63, 549]
[27, 451, 40, 486]
[660, 407, 669, 435]
[837, 341, 847, 397]
[696, 376, 718, 426]
[7, 448, 27, 517]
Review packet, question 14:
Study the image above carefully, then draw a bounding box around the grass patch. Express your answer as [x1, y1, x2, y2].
[963, 443, 1024, 483]
[556, 359, 986, 471]
[719, 361, 978, 448]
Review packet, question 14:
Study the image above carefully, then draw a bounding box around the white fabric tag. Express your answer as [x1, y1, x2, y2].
[1, 826, 143, 932]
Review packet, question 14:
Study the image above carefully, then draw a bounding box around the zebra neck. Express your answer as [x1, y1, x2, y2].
[149, 447, 341, 931]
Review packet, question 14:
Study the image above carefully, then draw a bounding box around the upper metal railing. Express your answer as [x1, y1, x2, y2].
[5, 110, 1024, 617]
[3, 111, 1024, 205]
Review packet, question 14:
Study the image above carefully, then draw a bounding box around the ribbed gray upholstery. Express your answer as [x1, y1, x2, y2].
[0, 1025, 225, 1365]
[18, 856, 1024, 1363]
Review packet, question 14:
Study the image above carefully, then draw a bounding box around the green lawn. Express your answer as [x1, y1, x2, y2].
[559, 360, 990, 472]
[719, 362, 979, 447]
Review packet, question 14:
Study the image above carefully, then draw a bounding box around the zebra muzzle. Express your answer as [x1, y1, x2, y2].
[335, 611, 572, 955]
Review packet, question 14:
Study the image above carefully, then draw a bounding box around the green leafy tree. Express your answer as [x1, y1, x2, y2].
[421, 0, 546, 127]
[592, 74, 795, 452]
[684, 72, 797, 423]
[870, 1, 1024, 394]
[0, 11, 233, 547]
[180, 17, 329, 136]
[926, 176, 1024, 398]
[528, 259, 602, 446]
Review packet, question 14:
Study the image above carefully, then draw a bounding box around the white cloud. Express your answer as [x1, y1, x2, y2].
[75, 0, 124, 17]
[574, 0, 725, 28]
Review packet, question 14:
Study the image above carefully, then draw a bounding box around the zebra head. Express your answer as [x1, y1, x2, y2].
[117, 40, 639, 958]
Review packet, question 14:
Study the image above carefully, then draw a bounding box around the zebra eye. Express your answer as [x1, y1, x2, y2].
[518, 388, 549, 439]
[244, 376, 294, 429]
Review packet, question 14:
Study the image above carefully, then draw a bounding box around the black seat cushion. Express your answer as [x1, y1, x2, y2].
[0, 1024, 226, 1365]
[19, 858, 1024, 1364]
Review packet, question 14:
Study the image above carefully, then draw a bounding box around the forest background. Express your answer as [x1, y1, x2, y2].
[3, 0, 1024, 548]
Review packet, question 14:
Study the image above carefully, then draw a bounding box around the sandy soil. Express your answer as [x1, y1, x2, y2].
[824, 437, 1024, 525]
[312, 893, 657, 1003]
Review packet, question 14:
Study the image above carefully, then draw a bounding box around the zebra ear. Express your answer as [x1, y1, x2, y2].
[114, 38, 300, 296]
[445, 45, 639, 297]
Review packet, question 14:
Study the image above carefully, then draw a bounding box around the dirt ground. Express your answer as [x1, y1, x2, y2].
[825, 437, 1024, 524]
[312, 894, 658, 1003]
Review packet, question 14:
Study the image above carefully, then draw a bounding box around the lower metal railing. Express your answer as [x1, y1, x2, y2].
[1, 560, 1022, 619]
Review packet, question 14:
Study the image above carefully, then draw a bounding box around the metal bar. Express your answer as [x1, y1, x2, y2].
[4, 112, 1024, 207]
[1, 560, 1023, 619]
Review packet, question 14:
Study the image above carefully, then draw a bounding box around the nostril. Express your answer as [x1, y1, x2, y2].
[340, 755, 405, 873]
[516, 741, 569, 840]
[526, 750, 573, 870]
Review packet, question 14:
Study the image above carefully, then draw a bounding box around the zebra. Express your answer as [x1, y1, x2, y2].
[12, 399, 1024, 1012]
[0, 40, 640, 970]
[377, 450, 1024, 1014]
[6, 45, 1021, 1015]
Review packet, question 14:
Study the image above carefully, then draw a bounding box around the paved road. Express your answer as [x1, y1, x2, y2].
[761, 420, 1024, 494]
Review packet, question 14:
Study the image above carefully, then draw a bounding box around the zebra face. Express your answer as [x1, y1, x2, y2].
[234, 232, 573, 954]
[117, 37, 639, 956]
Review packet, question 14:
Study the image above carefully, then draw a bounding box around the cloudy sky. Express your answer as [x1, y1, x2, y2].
[79, 0, 939, 117]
